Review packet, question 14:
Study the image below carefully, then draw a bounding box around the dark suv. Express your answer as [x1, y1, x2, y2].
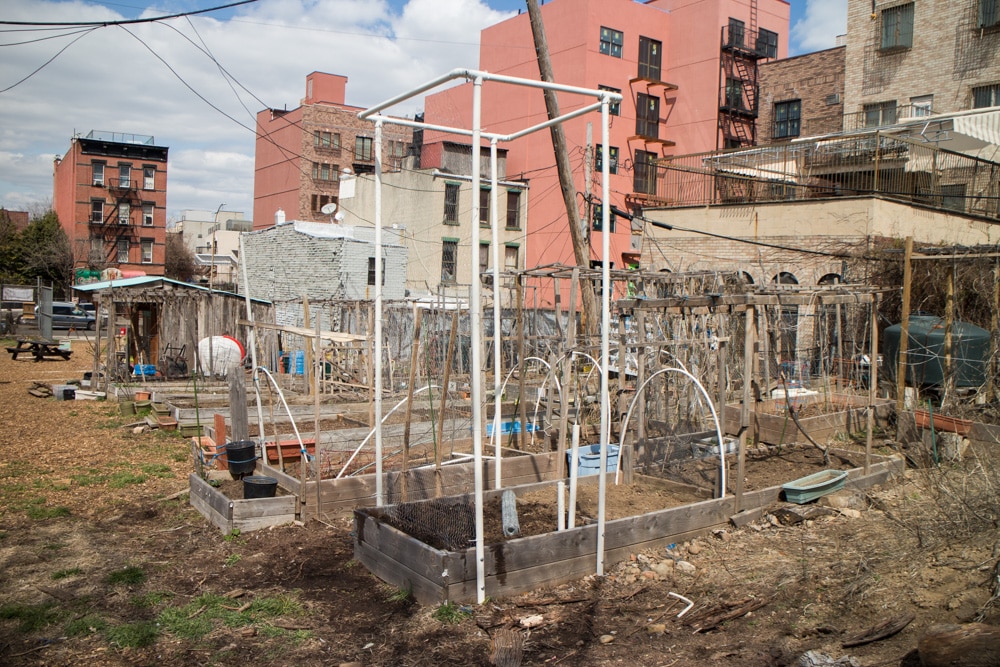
[36, 302, 96, 330]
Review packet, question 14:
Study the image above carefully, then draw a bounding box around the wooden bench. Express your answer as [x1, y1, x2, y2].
[6, 339, 72, 362]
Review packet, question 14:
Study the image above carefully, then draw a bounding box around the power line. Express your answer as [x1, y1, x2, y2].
[0, 0, 259, 26]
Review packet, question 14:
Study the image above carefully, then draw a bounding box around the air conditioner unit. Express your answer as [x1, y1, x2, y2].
[825, 93, 841, 106]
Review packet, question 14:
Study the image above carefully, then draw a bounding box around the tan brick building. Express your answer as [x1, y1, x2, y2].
[844, 0, 1000, 128]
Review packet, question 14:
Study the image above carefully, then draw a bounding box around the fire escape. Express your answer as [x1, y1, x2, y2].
[91, 176, 141, 267]
[717, 1, 763, 150]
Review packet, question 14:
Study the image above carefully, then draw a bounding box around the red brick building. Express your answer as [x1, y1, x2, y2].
[53, 131, 169, 278]
[253, 72, 414, 228]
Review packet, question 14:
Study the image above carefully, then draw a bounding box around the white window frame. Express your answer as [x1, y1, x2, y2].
[118, 164, 131, 188]
[92, 162, 105, 187]
[90, 199, 104, 223]
[118, 202, 130, 225]
[141, 240, 153, 264]
[117, 239, 130, 263]
[143, 166, 155, 190]
[142, 203, 154, 226]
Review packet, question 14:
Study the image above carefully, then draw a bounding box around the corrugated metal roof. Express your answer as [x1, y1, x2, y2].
[73, 276, 270, 303]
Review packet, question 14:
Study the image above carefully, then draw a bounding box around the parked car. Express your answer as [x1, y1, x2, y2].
[35, 302, 96, 330]
[78, 302, 108, 327]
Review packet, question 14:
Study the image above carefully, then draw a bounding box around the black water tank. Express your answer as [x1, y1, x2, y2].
[883, 315, 990, 388]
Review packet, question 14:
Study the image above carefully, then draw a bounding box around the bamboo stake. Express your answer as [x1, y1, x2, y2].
[435, 310, 458, 497]
[401, 304, 422, 501]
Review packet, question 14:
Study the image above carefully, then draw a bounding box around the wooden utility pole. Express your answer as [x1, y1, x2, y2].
[525, 0, 598, 337]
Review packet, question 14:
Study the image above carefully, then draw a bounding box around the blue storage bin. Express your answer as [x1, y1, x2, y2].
[133, 364, 157, 377]
[568, 444, 620, 476]
[293, 350, 305, 375]
[486, 419, 537, 437]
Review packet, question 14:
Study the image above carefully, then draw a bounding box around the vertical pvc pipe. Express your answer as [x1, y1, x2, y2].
[491, 138, 503, 490]
[374, 119, 385, 506]
[596, 97, 611, 576]
[569, 422, 580, 529]
[470, 76, 486, 604]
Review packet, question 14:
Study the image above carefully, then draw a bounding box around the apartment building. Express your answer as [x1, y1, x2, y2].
[52, 131, 169, 277]
[253, 72, 414, 228]
[419, 0, 789, 308]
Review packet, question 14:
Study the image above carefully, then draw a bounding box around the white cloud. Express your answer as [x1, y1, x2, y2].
[0, 0, 512, 220]
[791, 0, 848, 54]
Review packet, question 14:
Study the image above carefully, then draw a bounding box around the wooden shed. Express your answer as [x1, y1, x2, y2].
[74, 276, 276, 385]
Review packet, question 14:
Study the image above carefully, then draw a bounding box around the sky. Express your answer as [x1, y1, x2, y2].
[0, 0, 845, 223]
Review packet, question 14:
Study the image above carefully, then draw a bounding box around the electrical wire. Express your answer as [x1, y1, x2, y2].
[0, 0, 260, 26]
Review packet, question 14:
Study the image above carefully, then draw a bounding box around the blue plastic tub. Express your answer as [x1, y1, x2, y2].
[568, 444, 620, 476]
[486, 419, 537, 437]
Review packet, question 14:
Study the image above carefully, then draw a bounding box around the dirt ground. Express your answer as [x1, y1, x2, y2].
[2, 343, 999, 666]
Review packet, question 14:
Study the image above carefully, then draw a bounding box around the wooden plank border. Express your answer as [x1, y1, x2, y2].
[354, 454, 904, 604]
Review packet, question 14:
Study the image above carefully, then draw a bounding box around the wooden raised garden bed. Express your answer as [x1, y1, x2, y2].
[724, 393, 893, 447]
[353, 449, 903, 604]
[188, 473, 297, 534]
[259, 449, 567, 517]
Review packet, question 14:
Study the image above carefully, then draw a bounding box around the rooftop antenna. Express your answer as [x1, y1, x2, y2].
[320, 201, 344, 223]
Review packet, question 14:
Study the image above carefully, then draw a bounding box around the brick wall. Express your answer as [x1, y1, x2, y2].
[844, 0, 1000, 118]
[759, 46, 845, 144]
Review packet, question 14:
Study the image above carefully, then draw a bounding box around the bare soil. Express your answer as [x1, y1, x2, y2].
[2, 343, 999, 666]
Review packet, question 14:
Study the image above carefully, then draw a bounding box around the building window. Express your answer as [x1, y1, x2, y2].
[727, 18, 745, 48]
[143, 166, 155, 190]
[911, 94, 933, 116]
[506, 190, 521, 229]
[598, 85, 621, 115]
[881, 3, 914, 50]
[756, 28, 778, 58]
[504, 244, 519, 271]
[367, 257, 385, 286]
[864, 100, 898, 127]
[311, 193, 336, 213]
[314, 130, 341, 149]
[596, 146, 619, 174]
[599, 26, 624, 58]
[444, 183, 460, 224]
[634, 150, 657, 196]
[141, 240, 153, 264]
[117, 239, 129, 263]
[142, 203, 154, 226]
[973, 84, 1000, 108]
[118, 202, 130, 225]
[92, 162, 105, 186]
[637, 37, 662, 80]
[773, 100, 801, 138]
[981, 0, 1000, 29]
[941, 184, 967, 212]
[479, 242, 489, 274]
[593, 204, 616, 233]
[636, 93, 660, 139]
[441, 239, 458, 284]
[118, 164, 131, 188]
[354, 136, 373, 161]
[312, 162, 337, 181]
[725, 78, 744, 110]
[90, 200, 104, 223]
[479, 187, 491, 226]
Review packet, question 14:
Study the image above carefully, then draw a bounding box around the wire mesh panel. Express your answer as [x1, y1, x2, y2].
[374, 498, 476, 551]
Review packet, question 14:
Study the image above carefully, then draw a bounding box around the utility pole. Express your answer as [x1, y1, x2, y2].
[525, 0, 598, 337]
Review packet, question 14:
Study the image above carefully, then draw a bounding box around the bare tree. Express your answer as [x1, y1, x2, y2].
[165, 232, 196, 282]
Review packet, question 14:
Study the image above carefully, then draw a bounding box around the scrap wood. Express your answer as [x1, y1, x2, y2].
[771, 505, 838, 526]
[683, 595, 772, 633]
[841, 613, 915, 648]
[513, 593, 591, 607]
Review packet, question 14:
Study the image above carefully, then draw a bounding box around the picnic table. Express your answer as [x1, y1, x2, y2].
[6, 338, 72, 362]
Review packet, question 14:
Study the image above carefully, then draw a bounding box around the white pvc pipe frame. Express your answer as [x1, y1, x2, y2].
[616, 367, 727, 497]
[360, 68, 621, 603]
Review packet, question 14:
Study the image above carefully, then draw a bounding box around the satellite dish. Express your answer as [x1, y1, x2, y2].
[320, 202, 337, 215]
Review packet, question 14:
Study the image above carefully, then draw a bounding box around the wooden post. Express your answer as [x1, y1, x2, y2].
[737, 304, 755, 510]
[990, 262, 999, 400]
[401, 305, 422, 501]
[865, 295, 879, 476]
[556, 268, 578, 480]
[515, 276, 528, 450]
[617, 312, 628, 440]
[942, 263, 955, 407]
[895, 237, 914, 414]
[302, 296, 312, 396]
[635, 310, 647, 469]
[313, 316, 322, 521]
[227, 365, 249, 443]
[435, 310, 458, 497]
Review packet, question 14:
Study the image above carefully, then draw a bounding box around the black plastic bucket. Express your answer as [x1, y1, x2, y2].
[225, 441, 257, 479]
[243, 475, 278, 499]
